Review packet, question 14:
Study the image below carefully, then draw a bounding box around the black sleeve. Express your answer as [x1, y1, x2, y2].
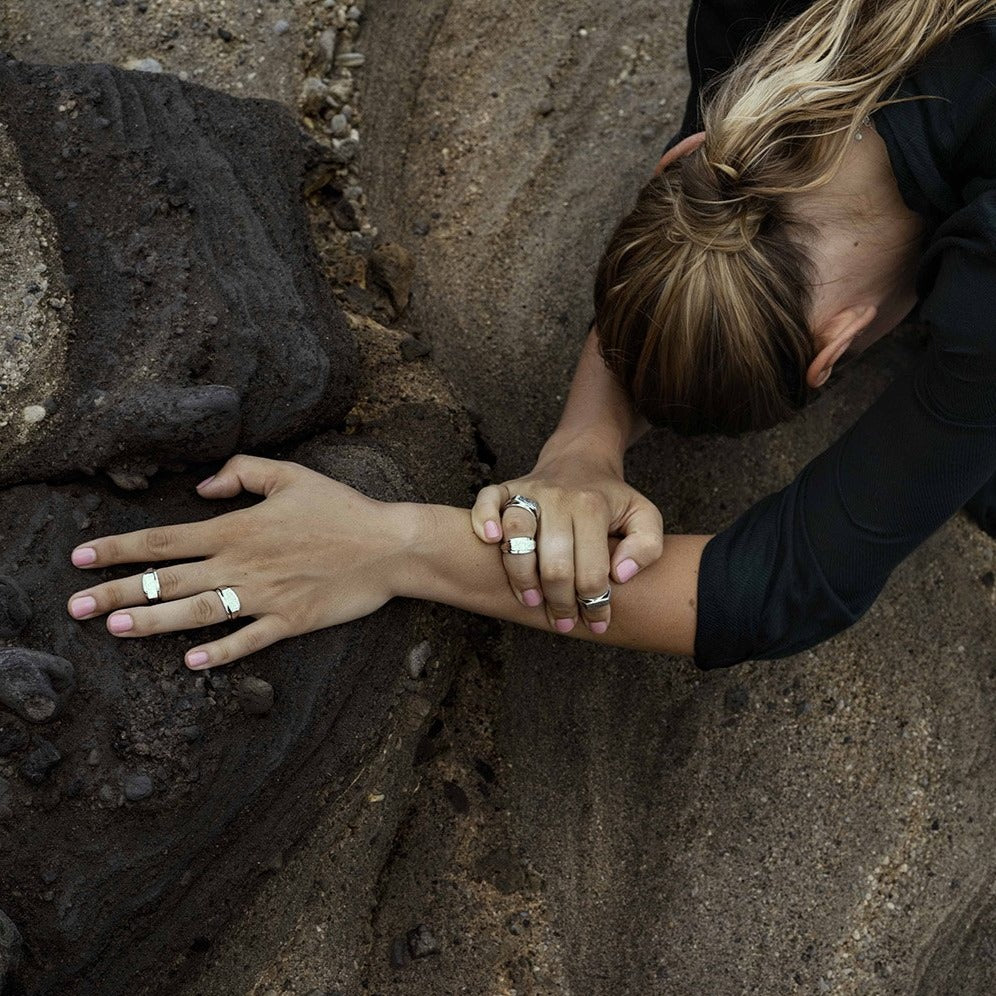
[664, 0, 817, 153]
[693, 20, 996, 668]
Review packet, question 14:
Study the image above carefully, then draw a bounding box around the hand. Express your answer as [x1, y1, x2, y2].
[470, 438, 664, 634]
[64, 455, 412, 670]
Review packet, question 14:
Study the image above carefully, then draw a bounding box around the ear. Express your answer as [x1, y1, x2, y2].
[806, 304, 877, 389]
[654, 131, 706, 176]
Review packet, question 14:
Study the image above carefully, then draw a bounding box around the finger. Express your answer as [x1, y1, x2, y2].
[572, 511, 612, 634]
[611, 502, 666, 584]
[70, 518, 224, 570]
[500, 501, 543, 608]
[471, 483, 510, 543]
[195, 453, 295, 500]
[185, 615, 290, 671]
[105, 586, 246, 638]
[67, 562, 216, 620]
[536, 507, 577, 632]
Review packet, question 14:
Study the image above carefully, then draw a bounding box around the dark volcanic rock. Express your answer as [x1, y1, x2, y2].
[0, 576, 33, 638]
[0, 56, 357, 487]
[0, 648, 75, 723]
[0, 436, 452, 996]
[236, 676, 274, 717]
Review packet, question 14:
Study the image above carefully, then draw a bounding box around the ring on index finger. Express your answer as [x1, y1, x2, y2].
[501, 494, 540, 524]
[577, 585, 611, 609]
[501, 536, 537, 555]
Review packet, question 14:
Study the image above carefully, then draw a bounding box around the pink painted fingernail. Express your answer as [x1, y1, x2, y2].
[70, 596, 96, 618]
[71, 547, 97, 566]
[108, 613, 133, 634]
[590, 621, 608, 635]
[555, 618, 575, 634]
[484, 520, 501, 540]
[187, 651, 210, 669]
[196, 475, 215, 490]
[523, 588, 543, 607]
[615, 558, 638, 583]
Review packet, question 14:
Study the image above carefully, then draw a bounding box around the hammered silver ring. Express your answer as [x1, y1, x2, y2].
[501, 494, 540, 523]
[214, 586, 241, 620]
[577, 586, 611, 609]
[141, 568, 162, 604]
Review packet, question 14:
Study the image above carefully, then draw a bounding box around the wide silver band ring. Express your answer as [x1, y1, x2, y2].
[500, 536, 537, 555]
[214, 586, 241, 620]
[141, 568, 162, 604]
[501, 494, 540, 523]
[577, 586, 611, 609]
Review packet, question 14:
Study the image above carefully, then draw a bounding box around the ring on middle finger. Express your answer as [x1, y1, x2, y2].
[141, 567, 162, 605]
[500, 536, 537, 555]
[577, 585, 611, 609]
[501, 494, 540, 524]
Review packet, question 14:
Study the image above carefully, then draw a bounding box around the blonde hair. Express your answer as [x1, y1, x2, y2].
[594, 0, 996, 435]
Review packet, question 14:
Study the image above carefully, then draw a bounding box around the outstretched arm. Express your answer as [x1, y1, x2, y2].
[65, 456, 708, 670]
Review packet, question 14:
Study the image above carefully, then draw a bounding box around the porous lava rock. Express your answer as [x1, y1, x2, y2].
[0, 56, 357, 487]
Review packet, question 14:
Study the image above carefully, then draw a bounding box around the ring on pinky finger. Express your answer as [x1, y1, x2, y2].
[185, 615, 289, 670]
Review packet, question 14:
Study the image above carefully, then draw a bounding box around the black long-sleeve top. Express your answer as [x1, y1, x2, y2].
[666, 3, 996, 668]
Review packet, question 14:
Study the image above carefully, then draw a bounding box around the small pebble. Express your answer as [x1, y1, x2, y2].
[98, 783, 122, 807]
[536, 96, 555, 115]
[406, 923, 440, 959]
[412, 219, 430, 237]
[329, 113, 349, 137]
[407, 640, 432, 679]
[299, 76, 330, 116]
[123, 772, 154, 802]
[400, 337, 431, 362]
[236, 676, 274, 716]
[335, 51, 366, 68]
[21, 405, 47, 424]
[127, 58, 163, 74]
[317, 28, 338, 68]
[346, 5, 362, 21]
[273, 19, 290, 35]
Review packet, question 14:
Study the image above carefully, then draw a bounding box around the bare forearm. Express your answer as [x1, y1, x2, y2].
[544, 326, 650, 463]
[393, 502, 708, 656]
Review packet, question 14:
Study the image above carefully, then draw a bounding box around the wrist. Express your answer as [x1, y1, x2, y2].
[383, 500, 448, 602]
[538, 427, 626, 475]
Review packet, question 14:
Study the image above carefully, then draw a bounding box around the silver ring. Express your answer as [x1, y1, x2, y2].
[214, 586, 241, 620]
[500, 536, 537, 555]
[141, 568, 162, 604]
[501, 494, 540, 523]
[577, 585, 611, 609]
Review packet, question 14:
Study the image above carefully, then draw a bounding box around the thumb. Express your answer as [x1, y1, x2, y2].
[195, 454, 291, 499]
[610, 500, 665, 583]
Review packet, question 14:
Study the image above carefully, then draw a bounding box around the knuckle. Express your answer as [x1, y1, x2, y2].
[575, 573, 608, 598]
[144, 526, 175, 557]
[155, 567, 183, 599]
[540, 559, 573, 586]
[192, 593, 219, 626]
[575, 490, 605, 515]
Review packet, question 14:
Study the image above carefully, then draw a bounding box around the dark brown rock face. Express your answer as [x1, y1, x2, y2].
[0, 56, 357, 487]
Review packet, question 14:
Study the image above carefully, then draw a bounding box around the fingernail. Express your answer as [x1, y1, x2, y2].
[71, 547, 97, 567]
[187, 651, 210, 669]
[484, 519, 501, 540]
[555, 617, 575, 634]
[108, 613, 133, 634]
[70, 596, 97, 618]
[523, 589, 543, 607]
[590, 621, 608, 635]
[615, 558, 638, 583]
[196, 475, 215, 490]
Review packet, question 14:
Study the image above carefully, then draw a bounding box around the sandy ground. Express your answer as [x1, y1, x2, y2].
[3, 0, 995, 994]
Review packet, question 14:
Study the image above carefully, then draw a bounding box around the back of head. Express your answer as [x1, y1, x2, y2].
[594, 0, 996, 436]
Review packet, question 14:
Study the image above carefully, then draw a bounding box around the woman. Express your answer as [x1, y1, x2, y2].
[64, 0, 996, 671]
